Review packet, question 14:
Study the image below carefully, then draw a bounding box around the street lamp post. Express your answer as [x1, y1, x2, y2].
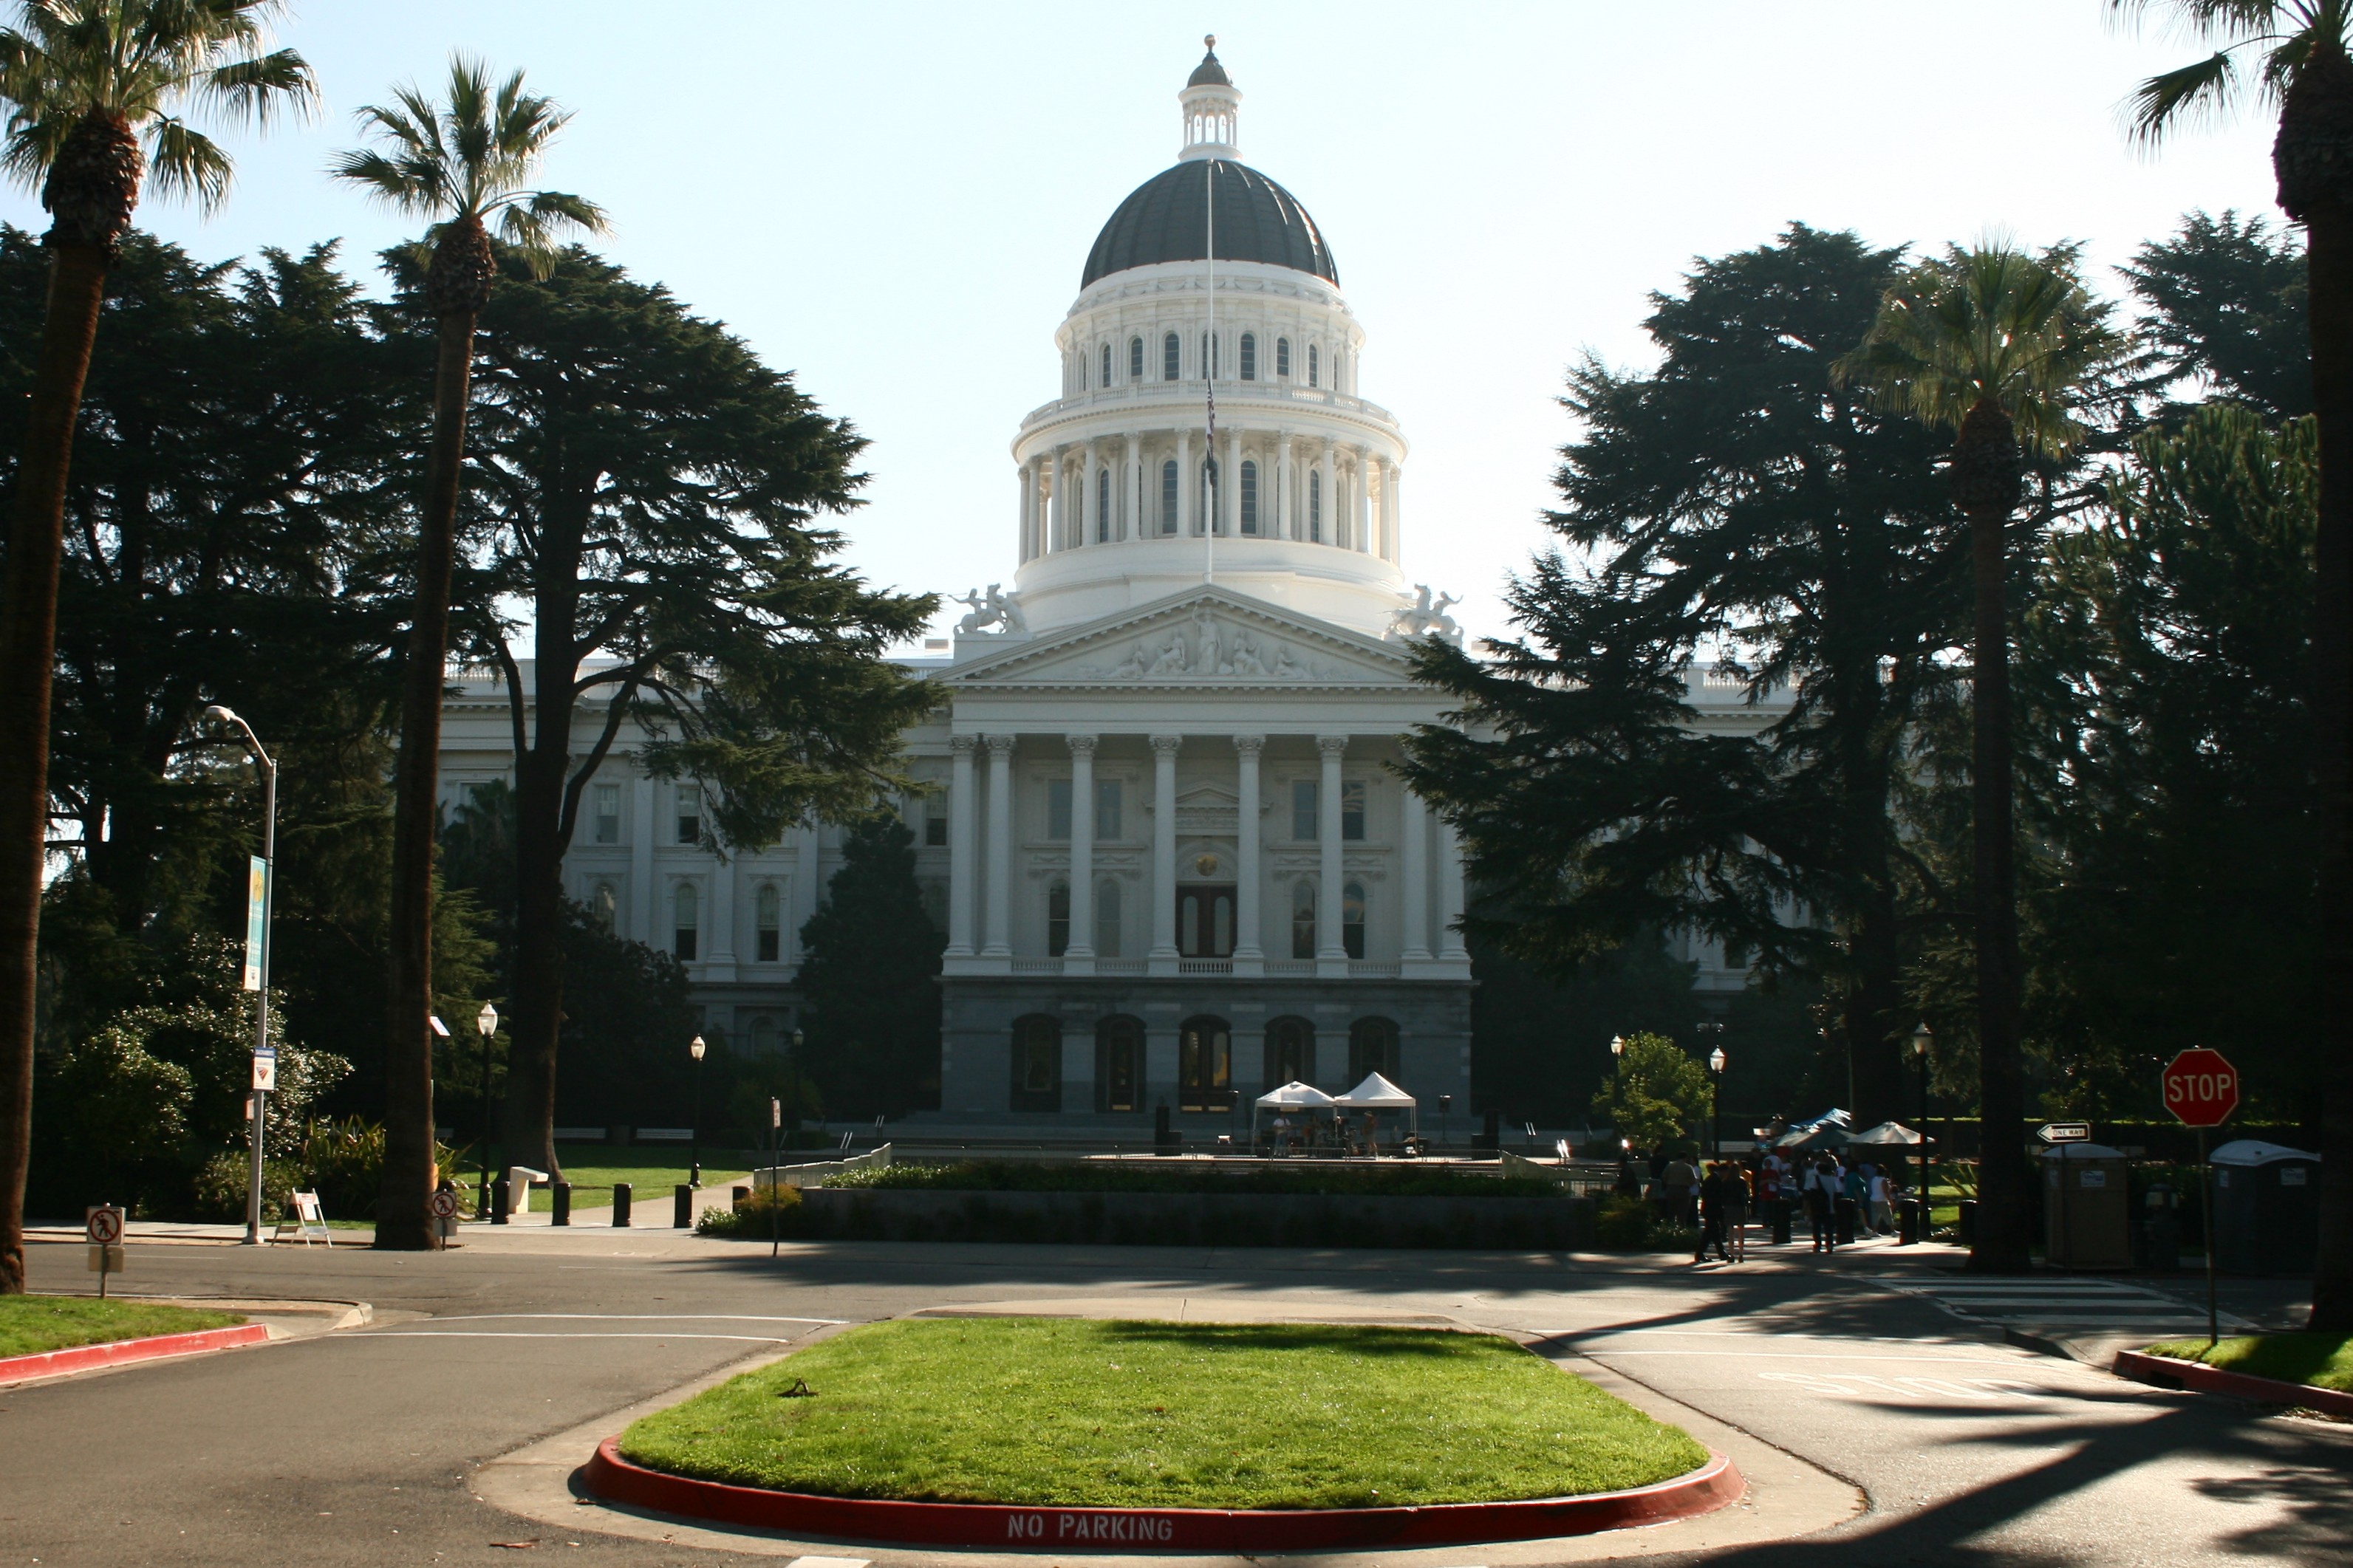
[476, 1002, 498, 1215]
[1910, 1021, 1933, 1241]
[204, 706, 275, 1247]
[689, 1035, 707, 1186]
[1708, 1043, 1728, 1160]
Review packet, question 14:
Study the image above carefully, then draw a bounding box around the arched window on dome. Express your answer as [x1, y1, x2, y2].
[1240, 459, 1259, 535]
[1240, 332, 1256, 381]
[1096, 466, 1110, 543]
[1161, 459, 1179, 535]
[1277, 336, 1291, 378]
[1101, 341, 1111, 388]
[1308, 343, 1319, 388]
[1308, 469, 1322, 542]
[1164, 332, 1180, 382]
[1130, 335, 1144, 381]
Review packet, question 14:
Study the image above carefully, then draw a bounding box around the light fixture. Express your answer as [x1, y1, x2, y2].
[689, 1034, 706, 1062]
[1710, 1046, 1727, 1074]
[477, 1002, 498, 1038]
[1910, 1021, 1933, 1058]
[1610, 1035, 1625, 1058]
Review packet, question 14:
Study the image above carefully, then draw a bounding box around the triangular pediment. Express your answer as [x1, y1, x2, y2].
[943, 586, 1414, 690]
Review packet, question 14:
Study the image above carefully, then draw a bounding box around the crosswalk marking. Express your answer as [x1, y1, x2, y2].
[1865, 1275, 2246, 1332]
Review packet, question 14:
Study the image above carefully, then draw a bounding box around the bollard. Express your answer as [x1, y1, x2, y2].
[1772, 1199, 1793, 1247]
[612, 1181, 632, 1227]
[491, 1177, 511, 1224]
[674, 1182, 694, 1229]
[552, 1181, 571, 1227]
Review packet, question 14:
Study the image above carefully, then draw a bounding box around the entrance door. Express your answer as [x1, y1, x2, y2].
[1178, 885, 1236, 957]
[1178, 1016, 1232, 1112]
[1097, 1018, 1144, 1114]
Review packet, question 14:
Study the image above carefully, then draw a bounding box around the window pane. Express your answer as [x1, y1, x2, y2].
[1096, 879, 1121, 957]
[1343, 882, 1367, 960]
[1047, 778, 1072, 841]
[1277, 336, 1291, 377]
[1101, 343, 1110, 386]
[1213, 894, 1232, 954]
[1308, 470, 1322, 540]
[1161, 459, 1178, 534]
[1342, 780, 1366, 841]
[1292, 880, 1316, 959]
[1240, 332, 1255, 380]
[757, 928, 780, 962]
[1181, 892, 1200, 955]
[676, 784, 701, 844]
[1164, 332, 1179, 380]
[593, 784, 621, 844]
[1240, 460, 1257, 534]
[1096, 779, 1121, 840]
[1048, 880, 1070, 957]
[1097, 468, 1110, 541]
[1131, 335, 1144, 379]
[1309, 343, 1319, 387]
[1292, 778, 1317, 839]
[926, 807, 948, 846]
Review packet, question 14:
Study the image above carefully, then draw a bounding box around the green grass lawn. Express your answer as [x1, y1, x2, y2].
[2143, 1333, 2353, 1394]
[450, 1144, 750, 1214]
[618, 1318, 1708, 1509]
[0, 1296, 246, 1358]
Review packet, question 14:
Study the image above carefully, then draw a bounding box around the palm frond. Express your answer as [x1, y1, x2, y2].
[143, 116, 233, 209]
[2125, 51, 2247, 140]
[195, 45, 316, 129]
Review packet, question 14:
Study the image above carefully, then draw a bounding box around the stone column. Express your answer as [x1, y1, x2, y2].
[1354, 447, 1373, 552]
[1019, 462, 1037, 562]
[707, 849, 737, 975]
[1065, 735, 1096, 967]
[1400, 785, 1431, 961]
[1438, 816, 1469, 962]
[1382, 459, 1401, 562]
[1049, 450, 1067, 552]
[1316, 445, 1335, 545]
[1176, 428, 1194, 537]
[1233, 734, 1264, 972]
[1149, 734, 1181, 969]
[1225, 428, 1242, 536]
[1124, 433, 1141, 541]
[983, 734, 1014, 958]
[629, 773, 655, 944]
[1316, 736, 1347, 970]
[946, 735, 977, 956]
[1274, 433, 1293, 539]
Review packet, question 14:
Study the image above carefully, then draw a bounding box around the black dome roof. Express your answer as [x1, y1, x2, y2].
[1082, 160, 1339, 289]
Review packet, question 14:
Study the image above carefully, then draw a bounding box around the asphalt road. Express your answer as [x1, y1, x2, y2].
[7, 1228, 2346, 1567]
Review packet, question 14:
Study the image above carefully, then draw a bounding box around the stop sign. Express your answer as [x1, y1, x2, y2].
[2162, 1047, 2240, 1128]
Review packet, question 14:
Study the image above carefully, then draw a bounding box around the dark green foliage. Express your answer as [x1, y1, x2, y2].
[2123, 210, 2309, 421]
[1466, 925, 1702, 1126]
[545, 898, 700, 1128]
[795, 817, 943, 1117]
[830, 1160, 1568, 1198]
[1589, 1032, 1712, 1153]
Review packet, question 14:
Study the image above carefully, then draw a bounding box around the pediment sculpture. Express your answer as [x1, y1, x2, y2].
[954, 583, 1029, 635]
[1388, 583, 1461, 644]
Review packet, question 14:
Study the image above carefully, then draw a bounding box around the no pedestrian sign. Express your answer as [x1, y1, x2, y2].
[2162, 1048, 2239, 1129]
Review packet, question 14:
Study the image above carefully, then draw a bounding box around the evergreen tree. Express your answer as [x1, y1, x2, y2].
[2123, 210, 2309, 421]
[794, 817, 942, 1119]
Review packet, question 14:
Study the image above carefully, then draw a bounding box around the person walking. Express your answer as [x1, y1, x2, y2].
[1663, 1148, 1699, 1230]
[1841, 1157, 1869, 1240]
[1726, 1158, 1753, 1261]
[1868, 1164, 1896, 1236]
[1695, 1163, 1738, 1264]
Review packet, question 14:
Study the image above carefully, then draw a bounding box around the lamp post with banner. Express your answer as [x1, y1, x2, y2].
[476, 1003, 498, 1215]
[1910, 1021, 1934, 1241]
[689, 1035, 707, 1187]
[204, 706, 275, 1247]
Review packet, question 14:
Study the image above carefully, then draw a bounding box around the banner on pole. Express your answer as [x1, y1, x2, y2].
[242, 855, 268, 990]
[251, 1047, 277, 1093]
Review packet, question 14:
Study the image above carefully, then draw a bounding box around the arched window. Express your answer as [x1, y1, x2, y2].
[1276, 336, 1291, 378]
[1343, 881, 1367, 960]
[755, 883, 782, 962]
[750, 1014, 778, 1055]
[672, 881, 699, 961]
[1101, 341, 1112, 388]
[1010, 1015, 1062, 1112]
[1240, 332, 1256, 380]
[1178, 1015, 1232, 1111]
[1349, 1017, 1401, 1082]
[1240, 459, 1259, 535]
[1164, 331, 1181, 381]
[1308, 343, 1319, 388]
[1047, 877, 1070, 957]
[1265, 1017, 1314, 1089]
[1097, 466, 1111, 542]
[1130, 335, 1144, 380]
[1095, 877, 1121, 958]
[592, 882, 617, 932]
[1291, 879, 1316, 960]
[1096, 1016, 1144, 1113]
[1308, 469, 1322, 542]
[1161, 458, 1180, 534]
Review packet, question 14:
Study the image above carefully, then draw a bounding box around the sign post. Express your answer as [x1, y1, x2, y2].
[86, 1205, 124, 1297]
[2037, 1123, 2090, 1267]
[2162, 1048, 2240, 1345]
[769, 1097, 784, 1259]
[242, 848, 274, 1247]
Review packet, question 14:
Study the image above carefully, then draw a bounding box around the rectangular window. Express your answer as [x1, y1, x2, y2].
[1048, 881, 1070, 957]
[1308, 470, 1322, 541]
[921, 879, 949, 932]
[1094, 879, 1121, 957]
[1277, 336, 1291, 378]
[1130, 335, 1144, 380]
[675, 784, 702, 846]
[1161, 459, 1179, 535]
[1240, 333, 1256, 380]
[1342, 779, 1366, 841]
[1240, 460, 1258, 535]
[1096, 779, 1122, 840]
[1046, 778, 1072, 841]
[925, 801, 948, 846]
[1292, 880, 1316, 959]
[592, 784, 621, 845]
[1164, 332, 1180, 381]
[1292, 778, 1318, 841]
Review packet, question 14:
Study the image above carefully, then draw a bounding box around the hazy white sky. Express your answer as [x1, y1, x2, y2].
[0, 1, 2282, 643]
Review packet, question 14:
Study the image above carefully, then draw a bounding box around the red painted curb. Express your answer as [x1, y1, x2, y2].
[2114, 1349, 2353, 1420]
[583, 1437, 1744, 1551]
[0, 1323, 269, 1384]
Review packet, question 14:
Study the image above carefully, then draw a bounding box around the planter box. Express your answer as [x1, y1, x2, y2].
[796, 1187, 1596, 1250]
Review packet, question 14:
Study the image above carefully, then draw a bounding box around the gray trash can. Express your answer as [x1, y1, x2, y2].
[2042, 1143, 2131, 1268]
[2210, 1139, 2320, 1276]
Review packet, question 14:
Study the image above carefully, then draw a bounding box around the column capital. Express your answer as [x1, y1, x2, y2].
[1316, 735, 1349, 759]
[984, 733, 1017, 757]
[1065, 733, 1099, 758]
[949, 733, 979, 756]
[1150, 733, 1184, 756]
[1232, 733, 1265, 757]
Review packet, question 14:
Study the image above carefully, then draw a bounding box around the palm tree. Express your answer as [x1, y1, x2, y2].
[332, 56, 603, 1252]
[2109, 0, 2353, 1338]
[1836, 243, 2121, 1274]
[0, 0, 313, 1296]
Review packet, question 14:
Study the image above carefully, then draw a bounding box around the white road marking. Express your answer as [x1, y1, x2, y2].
[785, 1557, 871, 1568]
[371, 1332, 802, 1342]
[415, 1312, 847, 1324]
[1754, 1370, 2051, 1402]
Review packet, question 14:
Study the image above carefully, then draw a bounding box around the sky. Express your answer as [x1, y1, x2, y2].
[0, 1, 2284, 645]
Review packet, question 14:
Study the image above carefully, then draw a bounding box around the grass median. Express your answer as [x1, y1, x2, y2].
[0, 1296, 247, 1358]
[2142, 1332, 2353, 1395]
[618, 1317, 1708, 1509]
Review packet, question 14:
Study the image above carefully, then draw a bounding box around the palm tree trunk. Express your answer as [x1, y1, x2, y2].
[375, 307, 479, 1251]
[2306, 199, 2353, 1332]
[0, 241, 111, 1294]
[1968, 493, 2029, 1273]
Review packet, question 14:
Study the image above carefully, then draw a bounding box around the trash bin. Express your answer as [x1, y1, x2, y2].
[2042, 1143, 2131, 1267]
[2210, 1139, 2320, 1276]
[2137, 1181, 2180, 1271]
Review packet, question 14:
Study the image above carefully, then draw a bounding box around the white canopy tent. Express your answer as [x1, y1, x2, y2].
[1254, 1081, 1338, 1154]
[1335, 1073, 1418, 1137]
[1846, 1121, 1933, 1147]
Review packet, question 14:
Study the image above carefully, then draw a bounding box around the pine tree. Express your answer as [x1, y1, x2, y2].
[794, 817, 942, 1119]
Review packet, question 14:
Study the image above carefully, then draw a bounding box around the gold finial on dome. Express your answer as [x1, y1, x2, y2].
[1205, 33, 1215, 49]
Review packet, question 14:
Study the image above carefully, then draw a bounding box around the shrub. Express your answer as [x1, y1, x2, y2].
[191, 1152, 301, 1224]
[697, 1183, 805, 1238]
[1593, 1194, 1698, 1252]
[827, 1160, 1568, 1200]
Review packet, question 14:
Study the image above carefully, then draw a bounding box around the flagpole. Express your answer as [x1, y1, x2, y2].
[1204, 154, 1216, 586]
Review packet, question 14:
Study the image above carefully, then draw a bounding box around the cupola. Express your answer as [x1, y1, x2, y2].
[1178, 36, 1239, 162]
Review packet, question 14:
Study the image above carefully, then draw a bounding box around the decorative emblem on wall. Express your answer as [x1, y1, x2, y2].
[1082, 609, 1333, 680]
[1194, 853, 1220, 876]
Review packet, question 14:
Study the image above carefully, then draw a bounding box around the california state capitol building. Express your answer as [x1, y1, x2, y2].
[437, 44, 1766, 1134]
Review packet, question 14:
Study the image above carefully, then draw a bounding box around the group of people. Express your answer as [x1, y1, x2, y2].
[1623, 1146, 1910, 1264]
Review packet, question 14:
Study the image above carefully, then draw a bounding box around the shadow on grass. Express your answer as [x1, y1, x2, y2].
[1094, 1319, 1495, 1360]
